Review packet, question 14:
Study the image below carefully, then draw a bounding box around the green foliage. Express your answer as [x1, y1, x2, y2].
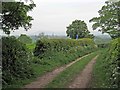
[108, 38, 120, 88]
[30, 38, 98, 88]
[26, 43, 36, 51]
[2, 36, 34, 87]
[92, 49, 112, 88]
[89, 1, 120, 39]
[33, 38, 97, 75]
[92, 38, 120, 88]
[2, 2, 36, 34]
[34, 38, 96, 58]
[18, 34, 33, 44]
[30, 38, 97, 78]
[66, 20, 94, 39]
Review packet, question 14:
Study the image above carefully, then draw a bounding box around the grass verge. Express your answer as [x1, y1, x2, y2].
[46, 51, 99, 88]
[91, 48, 118, 88]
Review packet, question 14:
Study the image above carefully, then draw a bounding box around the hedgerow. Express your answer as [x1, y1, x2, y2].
[92, 38, 120, 88]
[2, 36, 34, 87]
[108, 38, 120, 88]
[34, 38, 96, 58]
[32, 38, 97, 80]
[2, 37, 97, 88]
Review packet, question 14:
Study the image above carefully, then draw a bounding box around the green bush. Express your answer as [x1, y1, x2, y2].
[32, 38, 97, 76]
[92, 38, 120, 88]
[2, 36, 34, 86]
[18, 34, 32, 44]
[108, 38, 120, 88]
[34, 38, 96, 57]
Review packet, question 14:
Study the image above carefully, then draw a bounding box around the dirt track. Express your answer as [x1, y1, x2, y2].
[24, 54, 91, 88]
[68, 55, 98, 88]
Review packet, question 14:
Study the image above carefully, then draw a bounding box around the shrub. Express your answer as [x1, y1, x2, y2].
[93, 38, 120, 88]
[2, 36, 34, 86]
[108, 38, 120, 88]
[34, 38, 96, 57]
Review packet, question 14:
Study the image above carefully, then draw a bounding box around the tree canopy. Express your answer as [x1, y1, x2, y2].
[1, 1, 36, 35]
[89, 1, 120, 39]
[66, 20, 93, 39]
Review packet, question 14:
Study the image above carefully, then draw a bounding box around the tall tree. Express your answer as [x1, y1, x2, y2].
[89, 1, 120, 39]
[66, 20, 93, 39]
[1, 1, 36, 35]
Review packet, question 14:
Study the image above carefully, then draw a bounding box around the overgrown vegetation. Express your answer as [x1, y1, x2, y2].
[32, 38, 97, 76]
[89, 1, 120, 87]
[2, 1, 119, 88]
[34, 38, 97, 57]
[2, 36, 34, 88]
[2, 36, 119, 88]
[2, 36, 97, 88]
[92, 38, 120, 88]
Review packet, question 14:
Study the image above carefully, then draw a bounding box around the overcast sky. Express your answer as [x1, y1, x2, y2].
[1, 0, 108, 36]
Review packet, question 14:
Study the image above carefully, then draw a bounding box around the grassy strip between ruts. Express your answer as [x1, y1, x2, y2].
[46, 51, 99, 88]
